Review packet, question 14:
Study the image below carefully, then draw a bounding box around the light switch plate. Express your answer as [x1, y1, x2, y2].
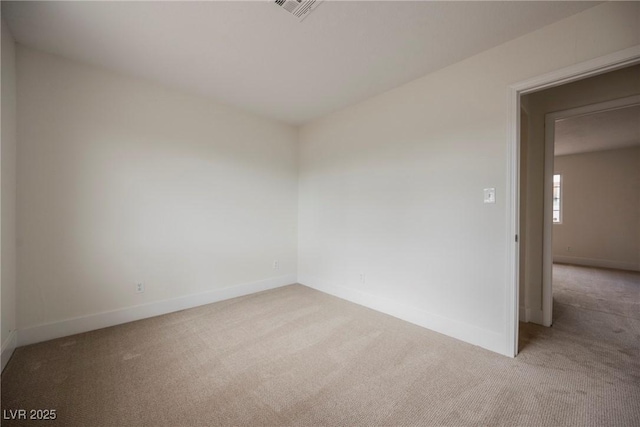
[484, 188, 496, 204]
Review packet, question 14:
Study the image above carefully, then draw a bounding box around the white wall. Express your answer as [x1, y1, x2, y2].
[553, 147, 640, 271]
[298, 1, 640, 355]
[1, 18, 18, 368]
[17, 47, 298, 342]
[521, 65, 640, 323]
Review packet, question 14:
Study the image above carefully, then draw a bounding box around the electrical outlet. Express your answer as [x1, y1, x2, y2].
[359, 273, 366, 284]
[136, 282, 145, 293]
[273, 260, 279, 270]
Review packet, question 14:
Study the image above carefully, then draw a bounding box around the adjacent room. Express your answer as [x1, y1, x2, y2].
[1, 1, 639, 426]
[551, 103, 640, 323]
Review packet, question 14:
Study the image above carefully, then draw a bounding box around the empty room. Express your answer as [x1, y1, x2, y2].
[1, 1, 639, 426]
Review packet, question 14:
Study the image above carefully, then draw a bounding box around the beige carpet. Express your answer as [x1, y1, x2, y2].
[2, 265, 639, 426]
[553, 263, 640, 321]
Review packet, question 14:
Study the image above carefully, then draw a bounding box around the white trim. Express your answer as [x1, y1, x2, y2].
[510, 46, 640, 95]
[542, 111, 555, 327]
[1, 330, 18, 372]
[506, 45, 640, 357]
[528, 308, 544, 326]
[552, 96, 640, 124]
[518, 306, 530, 322]
[505, 83, 520, 357]
[300, 274, 508, 356]
[18, 274, 297, 346]
[554, 256, 639, 272]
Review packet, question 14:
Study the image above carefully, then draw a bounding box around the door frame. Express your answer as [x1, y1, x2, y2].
[505, 45, 640, 357]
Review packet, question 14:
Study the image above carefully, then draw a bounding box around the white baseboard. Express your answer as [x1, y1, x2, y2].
[299, 274, 508, 357]
[519, 305, 545, 325]
[554, 256, 639, 272]
[527, 308, 545, 325]
[2, 330, 18, 372]
[519, 306, 530, 322]
[519, 306, 549, 325]
[18, 274, 297, 347]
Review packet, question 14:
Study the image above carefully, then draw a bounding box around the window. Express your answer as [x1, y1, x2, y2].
[553, 174, 562, 223]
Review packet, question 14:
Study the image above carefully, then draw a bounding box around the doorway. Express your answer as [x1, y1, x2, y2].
[507, 48, 640, 356]
[544, 97, 640, 326]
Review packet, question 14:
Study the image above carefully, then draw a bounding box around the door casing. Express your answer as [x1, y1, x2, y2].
[505, 45, 640, 357]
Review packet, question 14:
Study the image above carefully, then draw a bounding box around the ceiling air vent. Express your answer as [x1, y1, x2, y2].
[274, 0, 323, 22]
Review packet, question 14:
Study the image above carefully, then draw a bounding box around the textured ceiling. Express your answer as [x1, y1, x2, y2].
[3, 1, 601, 125]
[555, 105, 640, 156]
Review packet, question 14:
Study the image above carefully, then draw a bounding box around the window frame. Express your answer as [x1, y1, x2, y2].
[552, 173, 562, 224]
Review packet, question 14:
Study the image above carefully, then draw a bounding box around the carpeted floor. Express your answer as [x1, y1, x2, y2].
[2, 264, 639, 426]
[553, 263, 640, 321]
